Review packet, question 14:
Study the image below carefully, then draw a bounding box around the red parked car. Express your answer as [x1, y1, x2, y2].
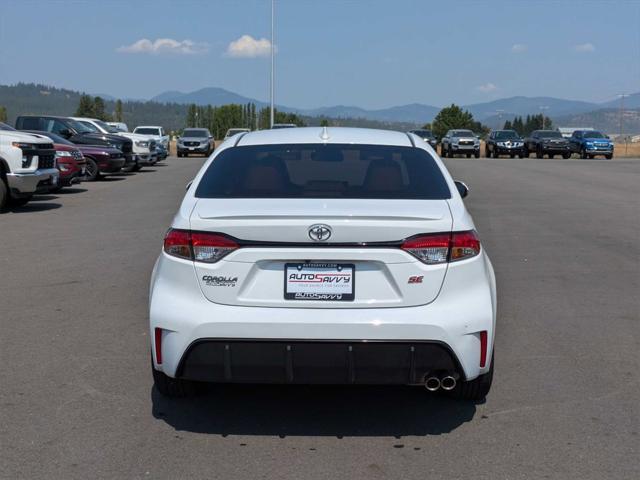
[22, 131, 125, 181]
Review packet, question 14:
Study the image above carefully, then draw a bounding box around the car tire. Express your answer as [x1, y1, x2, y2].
[605, 154, 613, 160]
[536, 147, 543, 159]
[510, 153, 515, 158]
[466, 153, 471, 158]
[492, 149, 499, 158]
[580, 148, 587, 159]
[485, 147, 491, 158]
[84, 157, 100, 182]
[0, 177, 8, 212]
[474, 151, 480, 158]
[451, 354, 494, 402]
[132, 163, 142, 172]
[523, 148, 530, 158]
[548, 154, 555, 159]
[152, 363, 199, 398]
[562, 152, 571, 159]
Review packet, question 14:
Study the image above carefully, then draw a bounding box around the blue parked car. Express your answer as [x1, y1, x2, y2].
[568, 130, 614, 159]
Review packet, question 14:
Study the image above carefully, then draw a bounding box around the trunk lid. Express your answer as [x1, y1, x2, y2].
[190, 199, 452, 308]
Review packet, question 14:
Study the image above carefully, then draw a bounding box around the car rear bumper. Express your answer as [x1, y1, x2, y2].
[177, 339, 462, 385]
[150, 251, 496, 383]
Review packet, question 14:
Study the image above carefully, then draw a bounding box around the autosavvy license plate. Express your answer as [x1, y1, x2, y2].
[285, 263, 355, 301]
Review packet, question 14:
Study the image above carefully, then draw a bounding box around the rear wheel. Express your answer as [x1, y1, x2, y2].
[451, 354, 494, 402]
[536, 147, 543, 159]
[605, 154, 613, 160]
[152, 363, 199, 398]
[474, 151, 480, 158]
[562, 152, 571, 159]
[548, 154, 555, 159]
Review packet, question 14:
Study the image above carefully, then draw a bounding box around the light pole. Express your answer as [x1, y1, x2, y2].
[539, 106, 549, 129]
[270, 0, 275, 129]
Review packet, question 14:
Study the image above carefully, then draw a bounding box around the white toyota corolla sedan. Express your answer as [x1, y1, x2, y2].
[150, 127, 496, 401]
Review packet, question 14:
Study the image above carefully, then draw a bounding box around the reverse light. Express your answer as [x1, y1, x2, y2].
[163, 229, 238, 263]
[401, 230, 481, 264]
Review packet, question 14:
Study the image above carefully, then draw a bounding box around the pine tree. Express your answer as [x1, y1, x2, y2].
[115, 100, 123, 122]
[0, 105, 7, 123]
[93, 96, 109, 121]
[75, 95, 95, 117]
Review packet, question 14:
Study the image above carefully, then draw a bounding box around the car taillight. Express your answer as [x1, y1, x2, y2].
[163, 229, 238, 263]
[401, 233, 451, 264]
[163, 229, 191, 260]
[191, 232, 238, 263]
[401, 230, 480, 264]
[450, 231, 481, 262]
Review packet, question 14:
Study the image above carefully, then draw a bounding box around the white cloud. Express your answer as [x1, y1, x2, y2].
[574, 42, 595, 53]
[476, 82, 498, 93]
[511, 43, 527, 53]
[226, 35, 273, 58]
[117, 38, 208, 55]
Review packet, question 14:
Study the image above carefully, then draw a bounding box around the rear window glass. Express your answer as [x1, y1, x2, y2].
[195, 144, 451, 200]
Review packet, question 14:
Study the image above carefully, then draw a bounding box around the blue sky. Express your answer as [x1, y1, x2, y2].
[1, 0, 638, 109]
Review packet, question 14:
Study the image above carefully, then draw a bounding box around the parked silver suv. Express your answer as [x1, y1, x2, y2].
[440, 129, 480, 158]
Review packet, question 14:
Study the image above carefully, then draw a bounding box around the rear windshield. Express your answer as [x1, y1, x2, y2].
[195, 144, 451, 199]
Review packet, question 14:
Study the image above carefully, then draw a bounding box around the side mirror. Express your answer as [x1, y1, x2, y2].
[186, 180, 193, 191]
[60, 128, 72, 138]
[455, 181, 469, 198]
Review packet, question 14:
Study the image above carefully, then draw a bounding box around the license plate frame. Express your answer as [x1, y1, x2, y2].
[284, 262, 355, 301]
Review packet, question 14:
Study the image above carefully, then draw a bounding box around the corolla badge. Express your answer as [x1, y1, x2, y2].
[308, 224, 332, 242]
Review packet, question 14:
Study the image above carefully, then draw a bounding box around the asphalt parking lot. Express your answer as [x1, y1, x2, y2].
[1, 157, 638, 480]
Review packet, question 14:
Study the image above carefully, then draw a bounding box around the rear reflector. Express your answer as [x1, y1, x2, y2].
[154, 328, 163, 364]
[479, 330, 487, 368]
[401, 230, 480, 264]
[163, 229, 238, 263]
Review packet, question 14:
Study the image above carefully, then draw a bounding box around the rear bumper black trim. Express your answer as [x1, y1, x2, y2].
[176, 339, 465, 385]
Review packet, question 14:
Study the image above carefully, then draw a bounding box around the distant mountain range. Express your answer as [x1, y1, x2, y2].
[2, 83, 639, 134]
[151, 88, 640, 126]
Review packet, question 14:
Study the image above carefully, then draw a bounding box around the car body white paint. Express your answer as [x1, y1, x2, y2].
[0, 130, 59, 197]
[150, 127, 496, 385]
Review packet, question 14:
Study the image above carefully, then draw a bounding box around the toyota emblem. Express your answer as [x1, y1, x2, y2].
[308, 224, 332, 242]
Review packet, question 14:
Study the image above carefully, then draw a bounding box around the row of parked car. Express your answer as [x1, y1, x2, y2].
[0, 115, 171, 210]
[409, 128, 615, 159]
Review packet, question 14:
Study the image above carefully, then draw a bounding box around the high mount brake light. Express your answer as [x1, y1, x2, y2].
[401, 231, 480, 264]
[163, 229, 238, 263]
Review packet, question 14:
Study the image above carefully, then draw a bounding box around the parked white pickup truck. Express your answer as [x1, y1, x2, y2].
[132, 126, 169, 160]
[72, 117, 158, 167]
[0, 124, 59, 210]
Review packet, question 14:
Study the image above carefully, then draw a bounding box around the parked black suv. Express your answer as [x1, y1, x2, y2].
[523, 130, 571, 159]
[15, 115, 135, 169]
[408, 129, 438, 149]
[485, 130, 525, 158]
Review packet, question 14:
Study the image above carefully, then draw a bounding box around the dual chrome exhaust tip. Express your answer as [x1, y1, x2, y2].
[425, 374, 457, 391]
